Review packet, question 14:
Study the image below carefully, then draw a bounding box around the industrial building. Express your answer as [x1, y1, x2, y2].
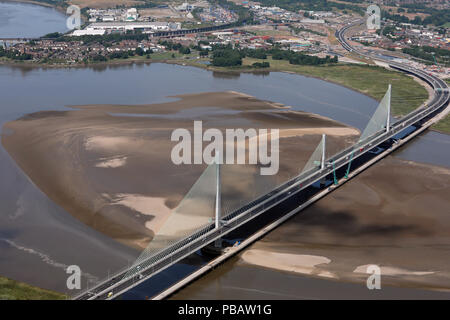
[72, 29, 106, 36]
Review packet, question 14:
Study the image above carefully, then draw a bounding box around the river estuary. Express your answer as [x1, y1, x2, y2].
[0, 2, 449, 299]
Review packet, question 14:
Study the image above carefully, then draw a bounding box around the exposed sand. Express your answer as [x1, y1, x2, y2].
[85, 136, 132, 151]
[241, 249, 336, 279]
[238, 157, 450, 291]
[276, 127, 360, 138]
[1, 91, 359, 250]
[109, 194, 171, 233]
[95, 156, 127, 168]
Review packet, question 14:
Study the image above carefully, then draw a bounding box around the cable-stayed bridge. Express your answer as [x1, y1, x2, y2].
[73, 21, 449, 300]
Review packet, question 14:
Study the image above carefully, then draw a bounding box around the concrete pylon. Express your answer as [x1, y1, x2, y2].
[321, 134, 326, 170]
[319, 134, 327, 186]
[214, 152, 222, 248]
[215, 152, 221, 230]
[301, 133, 327, 174]
[386, 84, 391, 133]
[360, 84, 392, 141]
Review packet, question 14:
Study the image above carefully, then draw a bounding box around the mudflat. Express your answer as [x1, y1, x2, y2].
[238, 157, 450, 291]
[170, 157, 450, 299]
[1, 91, 359, 250]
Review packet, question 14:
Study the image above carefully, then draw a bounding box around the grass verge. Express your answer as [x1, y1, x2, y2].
[0, 275, 67, 300]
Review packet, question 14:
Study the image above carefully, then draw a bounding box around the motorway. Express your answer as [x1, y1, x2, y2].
[73, 20, 449, 301]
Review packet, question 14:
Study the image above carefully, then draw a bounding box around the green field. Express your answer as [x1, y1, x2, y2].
[433, 116, 450, 133]
[0, 276, 67, 300]
[240, 57, 429, 117]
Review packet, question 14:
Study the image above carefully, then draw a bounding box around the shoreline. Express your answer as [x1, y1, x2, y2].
[0, 57, 427, 107]
[2, 57, 443, 134]
[0, 58, 380, 100]
[0, 58, 402, 103]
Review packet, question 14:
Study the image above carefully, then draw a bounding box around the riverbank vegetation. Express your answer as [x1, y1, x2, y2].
[223, 56, 428, 118]
[433, 116, 450, 134]
[1, 41, 430, 125]
[0, 40, 437, 133]
[128, 48, 446, 133]
[210, 45, 338, 67]
[0, 275, 66, 300]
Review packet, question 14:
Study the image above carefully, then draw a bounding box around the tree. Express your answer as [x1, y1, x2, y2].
[42, 32, 61, 39]
[211, 49, 242, 67]
[92, 54, 107, 62]
[252, 62, 270, 68]
[179, 46, 191, 55]
[135, 47, 144, 56]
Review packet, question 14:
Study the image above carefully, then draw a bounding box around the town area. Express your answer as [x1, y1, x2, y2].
[0, 0, 448, 79]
